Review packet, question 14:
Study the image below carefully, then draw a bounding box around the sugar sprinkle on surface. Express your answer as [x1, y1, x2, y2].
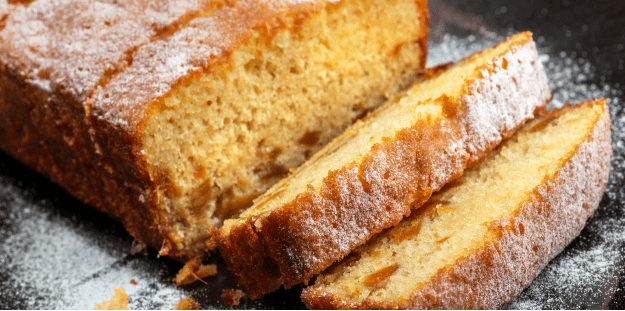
[430, 32, 624, 309]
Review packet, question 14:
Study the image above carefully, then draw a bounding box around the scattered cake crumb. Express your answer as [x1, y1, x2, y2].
[194, 265, 217, 279]
[173, 260, 217, 286]
[129, 279, 137, 285]
[93, 287, 129, 310]
[130, 240, 147, 255]
[205, 234, 218, 252]
[221, 289, 246, 307]
[172, 297, 201, 310]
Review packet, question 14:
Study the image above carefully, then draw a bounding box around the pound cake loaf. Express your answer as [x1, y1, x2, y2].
[0, 0, 428, 261]
[302, 99, 613, 309]
[215, 32, 552, 299]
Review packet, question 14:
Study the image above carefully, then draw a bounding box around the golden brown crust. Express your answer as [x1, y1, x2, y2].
[0, 0, 226, 261]
[0, 60, 164, 251]
[92, 0, 324, 137]
[0, 0, 426, 262]
[216, 32, 552, 299]
[87, 0, 327, 261]
[301, 99, 613, 309]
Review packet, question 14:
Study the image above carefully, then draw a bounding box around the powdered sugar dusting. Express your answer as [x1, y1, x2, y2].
[0, 181, 115, 308]
[427, 31, 625, 309]
[68, 261, 186, 309]
[221, 34, 551, 299]
[428, 33, 499, 66]
[92, 36, 206, 132]
[506, 36, 625, 309]
[0, 173, 189, 309]
[508, 234, 623, 309]
[1, 4, 623, 309]
[506, 108, 623, 310]
[302, 98, 611, 309]
[423, 38, 548, 193]
[460, 37, 550, 167]
[0, 0, 18, 23]
[0, 0, 213, 102]
[501, 106, 615, 310]
[92, 0, 322, 131]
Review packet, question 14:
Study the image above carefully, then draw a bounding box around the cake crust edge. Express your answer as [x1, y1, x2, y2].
[300, 99, 613, 309]
[216, 32, 552, 299]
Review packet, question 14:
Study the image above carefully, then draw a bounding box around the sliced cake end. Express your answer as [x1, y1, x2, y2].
[301, 99, 612, 309]
[90, 0, 429, 261]
[216, 32, 552, 299]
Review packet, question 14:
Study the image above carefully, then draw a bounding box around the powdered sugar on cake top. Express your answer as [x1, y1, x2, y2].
[402, 102, 613, 309]
[316, 36, 550, 266]
[0, 0, 16, 22]
[218, 34, 553, 299]
[460, 40, 550, 165]
[393, 32, 624, 309]
[91, 0, 322, 132]
[0, 0, 211, 102]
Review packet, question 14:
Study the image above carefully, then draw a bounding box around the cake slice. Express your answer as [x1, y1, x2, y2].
[215, 32, 552, 299]
[0, 0, 428, 261]
[302, 99, 613, 309]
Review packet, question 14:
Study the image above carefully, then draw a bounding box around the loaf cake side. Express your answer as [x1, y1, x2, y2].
[0, 0, 429, 261]
[302, 99, 612, 309]
[215, 32, 552, 299]
[89, 0, 429, 260]
[0, 0, 224, 251]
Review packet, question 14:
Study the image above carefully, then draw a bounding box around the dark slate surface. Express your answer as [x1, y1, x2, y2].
[1, 0, 624, 309]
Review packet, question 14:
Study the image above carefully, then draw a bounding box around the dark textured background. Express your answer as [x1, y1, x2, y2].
[1, 0, 624, 309]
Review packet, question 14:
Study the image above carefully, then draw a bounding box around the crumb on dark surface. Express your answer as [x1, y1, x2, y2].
[221, 289, 246, 307]
[93, 287, 129, 310]
[174, 260, 218, 286]
[172, 297, 201, 310]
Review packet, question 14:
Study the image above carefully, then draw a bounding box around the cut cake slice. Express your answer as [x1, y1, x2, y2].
[0, 0, 428, 261]
[302, 99, 613, 309]
[216, 32, 552, 299]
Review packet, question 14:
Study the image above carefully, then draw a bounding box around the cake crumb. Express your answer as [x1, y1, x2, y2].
[130, 240, 147, 255]
[93, 287, 129, 310]
[173, 260, 217, 286]
[129, 279, 137, 285]
[172, 297, 201, 310]
[221, 289, 246, 307]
